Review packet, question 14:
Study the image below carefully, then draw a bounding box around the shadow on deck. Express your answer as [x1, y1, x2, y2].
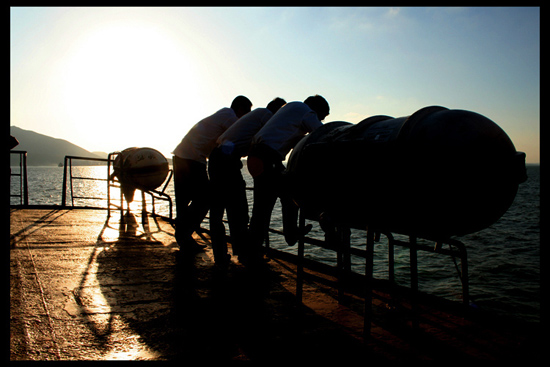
[10, 208, 541, 362]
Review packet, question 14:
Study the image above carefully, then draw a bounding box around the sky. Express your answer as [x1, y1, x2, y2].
[10, 7, 540, 163]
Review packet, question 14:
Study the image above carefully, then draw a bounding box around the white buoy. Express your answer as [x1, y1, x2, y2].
[112, 147, 169, 203]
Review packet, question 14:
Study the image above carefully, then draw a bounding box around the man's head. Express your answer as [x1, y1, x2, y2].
[304, 95, 330, 121]
[266, 97, 286, 115]
[231, 95, 253, 118]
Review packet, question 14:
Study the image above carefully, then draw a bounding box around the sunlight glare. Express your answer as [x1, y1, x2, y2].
[55, 22, 203, 153]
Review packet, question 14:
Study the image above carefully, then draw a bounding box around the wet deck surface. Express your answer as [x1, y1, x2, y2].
[10, 208, 541, 362]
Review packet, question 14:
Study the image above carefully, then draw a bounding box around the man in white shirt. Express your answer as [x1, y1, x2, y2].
[172, 95, 252, 253]
[209, 97, 286, 266]
[246, 95, 330, 265]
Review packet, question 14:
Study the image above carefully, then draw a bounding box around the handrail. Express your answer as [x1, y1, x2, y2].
[62, 154, 173, 220]
[61, 156, 111, 207]
[10, 150, 29, 206]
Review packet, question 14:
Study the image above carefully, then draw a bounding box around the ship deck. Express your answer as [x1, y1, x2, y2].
[10, 207, 541, 362]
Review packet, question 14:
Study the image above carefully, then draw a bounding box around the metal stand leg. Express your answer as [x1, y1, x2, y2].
[364, 227, 375, 338]
[410, 235, 419, 330]
[448, 239, 469, 306]
[460, 246, 469, 307]
[296, 209, 306, 303]
[337, 225, 351, 304]
[120, 188, 124, 218]
[387, 233, 395, 285]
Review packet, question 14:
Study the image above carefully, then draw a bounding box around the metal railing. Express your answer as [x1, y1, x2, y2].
[292, 213, 469, 337]
[10, 150, 28, 206]
[291, 221, 469, 301]
[61, 156, 110, 207]
[61, 154, 173, 220]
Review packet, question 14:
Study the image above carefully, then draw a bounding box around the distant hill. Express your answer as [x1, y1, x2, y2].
[10, 126, 106, 166]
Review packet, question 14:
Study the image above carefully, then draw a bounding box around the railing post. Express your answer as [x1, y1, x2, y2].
[22, 152, 28, 205]
[9, 150, 29, 206]
[410, 235, 419, 329]
[461, 246, 469, 307]
[337, 225, 351, 304]
[107, 156, 112, 217]
[387, 232, 395, 284]
[296, 209, 306, 303]
[364, 226, 375, 338]
[61, 156, 68, 207]
[69, 158, 75, 206]
[448, 239, 469, 307]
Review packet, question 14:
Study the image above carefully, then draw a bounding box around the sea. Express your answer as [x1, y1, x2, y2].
[10, 163, 540, 324]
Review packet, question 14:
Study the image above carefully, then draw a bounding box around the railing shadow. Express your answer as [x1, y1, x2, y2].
[10, 209, 70, 249]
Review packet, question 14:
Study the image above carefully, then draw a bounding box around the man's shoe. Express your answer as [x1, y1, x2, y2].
[284, 224, 313, 246]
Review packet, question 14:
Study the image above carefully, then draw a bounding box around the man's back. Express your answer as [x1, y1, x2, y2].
[173, 107, 238, 164]
[253, 102, 322, 159]
[217, 107, 273, 157]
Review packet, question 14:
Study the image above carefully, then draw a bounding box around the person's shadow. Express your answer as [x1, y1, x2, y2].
[73, 210, 371, 362]
[73, 210, 181, 358]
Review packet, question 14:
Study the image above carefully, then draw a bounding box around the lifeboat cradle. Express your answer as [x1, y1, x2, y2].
[292, 209, 469, 339]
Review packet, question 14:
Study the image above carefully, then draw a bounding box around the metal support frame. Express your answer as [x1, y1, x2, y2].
[409, 234, 419, 329]
[295, 210, 470, 337]
[106, 152, 174, 220]
[364, 227, 375, 337]
[60, 154, 173, 221]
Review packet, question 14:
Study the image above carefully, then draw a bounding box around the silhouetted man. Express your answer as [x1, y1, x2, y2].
[172, 95, 252, 254]
[208, 97, 286, 266]
[246, 95, 329, 265]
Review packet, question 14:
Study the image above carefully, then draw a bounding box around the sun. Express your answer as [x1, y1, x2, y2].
[53, 22, 203, 154]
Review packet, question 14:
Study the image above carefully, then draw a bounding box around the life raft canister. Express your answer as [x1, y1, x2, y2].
[285, 106, 527, 240]
[112, 147, 169, 203]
